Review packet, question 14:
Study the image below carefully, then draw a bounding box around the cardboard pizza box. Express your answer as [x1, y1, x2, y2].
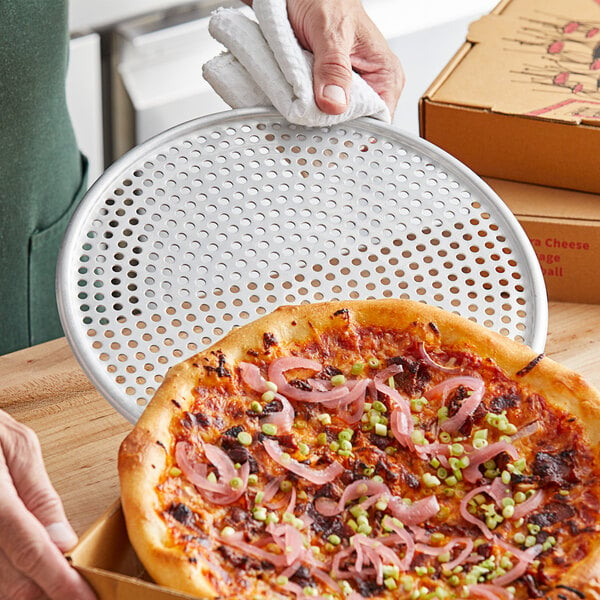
[419, 0, 600, 195]
[67, 501, 198, 600]
[484, 177, 600, 304]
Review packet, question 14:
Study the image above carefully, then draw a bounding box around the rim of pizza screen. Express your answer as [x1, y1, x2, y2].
[56, 107, 548, 424]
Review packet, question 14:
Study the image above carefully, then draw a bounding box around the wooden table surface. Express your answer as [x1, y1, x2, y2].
[1, 301, 599, 536]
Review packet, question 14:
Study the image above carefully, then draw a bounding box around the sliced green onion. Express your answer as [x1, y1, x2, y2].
[384, 578, 398, 590]
[331, 374, 346, 387]
[229, 477, 243, 489]
[338, 428, 354, 441]
[252, 506, 267, 521]
[261, 423, 277, 436]
[513, 532, 526, 545]
[372, 400, 387, 413]
[237, 431, 253, 446]
[375, 423, 388, 437]
[317, 413, 332, 426]
[261, 390, 276, 402]
[351, 362, 365, 375]
[265, 512, 278, 525]
[422, 473, 441, 487]
[339, 440, 353, 451]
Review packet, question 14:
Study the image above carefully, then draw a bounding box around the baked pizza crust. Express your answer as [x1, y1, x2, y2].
[119, 299, 600, 598]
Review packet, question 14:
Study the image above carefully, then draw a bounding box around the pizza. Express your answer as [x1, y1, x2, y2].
[118, 299, 600, 600]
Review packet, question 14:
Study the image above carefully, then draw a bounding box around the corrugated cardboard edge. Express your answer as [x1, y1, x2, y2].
[67, 500, 201, 600]
[485, 177, 600, 221]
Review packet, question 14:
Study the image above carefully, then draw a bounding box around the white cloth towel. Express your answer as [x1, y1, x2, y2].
[202, 0, 390, 126]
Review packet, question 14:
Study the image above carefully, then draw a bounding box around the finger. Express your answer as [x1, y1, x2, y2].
[310, 32, 354, 115]
[0, 416, 96, 600]
[0, 546, 46, 600]
[0, 471, 96, 600]
[0, 412, 77, 552]
[349, 22, 405, 118]
[360, 55, 406, 117]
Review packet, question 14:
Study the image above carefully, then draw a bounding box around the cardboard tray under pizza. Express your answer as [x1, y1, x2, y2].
[67, 501, 199, 600]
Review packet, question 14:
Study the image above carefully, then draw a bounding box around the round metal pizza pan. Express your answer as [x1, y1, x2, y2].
[57, 108, 547, 424]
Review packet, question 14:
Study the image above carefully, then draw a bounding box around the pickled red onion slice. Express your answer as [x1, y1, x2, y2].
[430, 376, 485, 434]
[511, 488, 544, 520]
[380, 519, 415, 569]
[459, 479, 537, 540]
[494, 535, 542, 564]
[176, 441, 249, 505]
[203, 443, 238, 482]
[417, 341, 461, 373]
[376, 380, 414, 448]
[337, 379, 370, 423]
[343, 534, 411, 584]
[414, 441, 451, 458]
[425, 375, 482, 402]
[388, 495, 440, 525]
[468, 583, 514, 600]
[373, 363, 404, 382]
[217, 535, 288, 567]
[262, 475, 285, 503]
[267, 522, 305, 566]
[175, 442, 227, 494]
[262, 392, 295, 432]
[487, 475, 512, 505]
[314, 479, 390, 516]
[510, 420, 539, 442]
[238, 361, 269, 393]
[415, 537, 473, 571]
[268, 357, 349, 403]
[262, 438, 344, 485]
[312, 567, 341, 593]
[491, 544, 542, 585]
[459, 484, 497, 539]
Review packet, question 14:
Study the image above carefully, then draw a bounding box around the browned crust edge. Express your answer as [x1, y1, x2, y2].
[119, 299, 600, 597]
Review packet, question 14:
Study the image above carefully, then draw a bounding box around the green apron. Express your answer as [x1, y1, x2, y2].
[0, 0, 88, 355]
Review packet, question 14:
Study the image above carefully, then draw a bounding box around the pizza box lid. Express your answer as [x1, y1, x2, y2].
[67, 501, 200, 600]
[420, 0, 600, 194]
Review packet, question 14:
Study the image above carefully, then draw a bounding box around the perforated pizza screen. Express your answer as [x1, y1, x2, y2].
[57, 109, 547, 423]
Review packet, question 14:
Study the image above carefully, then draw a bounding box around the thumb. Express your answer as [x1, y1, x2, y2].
[311, 44, 353, 115]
